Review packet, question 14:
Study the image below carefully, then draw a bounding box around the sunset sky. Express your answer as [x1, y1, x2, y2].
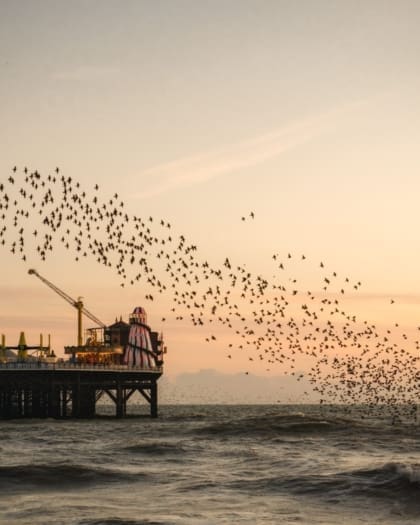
[1, 1, 420, 393]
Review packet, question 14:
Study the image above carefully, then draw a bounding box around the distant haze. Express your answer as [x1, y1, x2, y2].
[159, 369, 318, 405]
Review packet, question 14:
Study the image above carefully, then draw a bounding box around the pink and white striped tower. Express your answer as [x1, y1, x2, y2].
[123, 307, 159, 368]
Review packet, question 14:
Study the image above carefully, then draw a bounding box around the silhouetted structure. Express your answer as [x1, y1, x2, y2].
[0, 364, 161, 418]
[0, 306, 165, 419]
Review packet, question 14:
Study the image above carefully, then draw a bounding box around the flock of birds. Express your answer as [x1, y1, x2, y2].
[1, 167, 420, 419]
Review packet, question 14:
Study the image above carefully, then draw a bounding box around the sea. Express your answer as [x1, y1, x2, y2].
[1, 404, 420, 525]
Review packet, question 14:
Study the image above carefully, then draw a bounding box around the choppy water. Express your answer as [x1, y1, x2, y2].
[1, 405, 420, 525]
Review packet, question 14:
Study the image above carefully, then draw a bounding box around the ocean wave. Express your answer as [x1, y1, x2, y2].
[195, 412, 360, 438]
[123, 442, 186, 456]
[231, 462, 420, 504]
[78, 518, 169, 525]
[0, 463, 142, 489]
[349, 462, 420, 493]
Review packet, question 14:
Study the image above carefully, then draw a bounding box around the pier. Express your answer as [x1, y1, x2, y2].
[1, 274, 166, 420]
[0, 363, 162, 419]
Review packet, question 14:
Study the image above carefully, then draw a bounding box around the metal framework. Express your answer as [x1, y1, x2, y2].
[0, 366, 161, 418]
[28, 269, 105, 346]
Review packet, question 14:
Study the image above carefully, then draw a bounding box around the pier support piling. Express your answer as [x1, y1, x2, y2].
[0, 366, 162, 419]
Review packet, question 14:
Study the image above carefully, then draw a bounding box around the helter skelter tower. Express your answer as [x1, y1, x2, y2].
[123, 306, 164, 369]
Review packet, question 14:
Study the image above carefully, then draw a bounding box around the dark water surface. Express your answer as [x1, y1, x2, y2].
[1, 405, 420, 524]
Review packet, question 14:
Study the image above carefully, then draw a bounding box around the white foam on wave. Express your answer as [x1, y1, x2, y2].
[395, 462, 420, 483]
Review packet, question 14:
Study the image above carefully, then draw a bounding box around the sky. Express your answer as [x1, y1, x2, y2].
[1, 1, 420, 401]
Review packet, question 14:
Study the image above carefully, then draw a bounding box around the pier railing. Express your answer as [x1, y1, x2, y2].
[0, 362, 163, 373]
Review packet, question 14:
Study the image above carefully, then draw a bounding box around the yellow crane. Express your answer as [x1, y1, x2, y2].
[28, 269, 106, 347]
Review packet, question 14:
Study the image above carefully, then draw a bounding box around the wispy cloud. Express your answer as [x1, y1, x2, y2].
[131, 100, 366, 200]
[342, 292, 420, 305]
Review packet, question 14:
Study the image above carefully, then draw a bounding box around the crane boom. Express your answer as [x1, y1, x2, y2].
[28, 269, 106, 346]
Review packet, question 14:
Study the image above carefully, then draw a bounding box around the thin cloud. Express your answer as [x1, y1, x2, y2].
[131, 100, 367, 200]
[343, 292, 420, 305]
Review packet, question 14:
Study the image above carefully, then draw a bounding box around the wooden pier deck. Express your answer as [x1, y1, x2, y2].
[0, 363, 162, 419]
